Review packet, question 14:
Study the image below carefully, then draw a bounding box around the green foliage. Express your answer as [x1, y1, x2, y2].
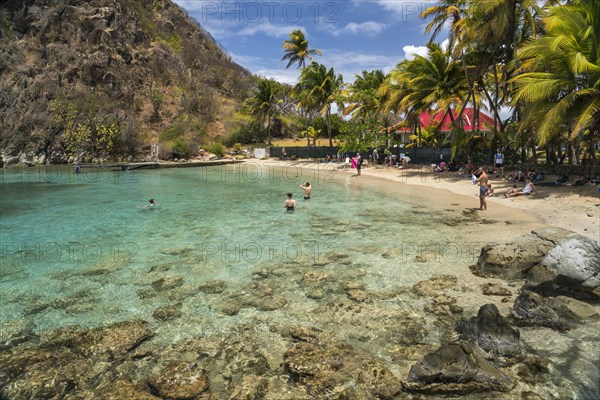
[172, 137, 191, 158]
[50, 99, 122, 156]
[0, 9, 13, 41]
[160, 120, 186, 142]
[205, 142, 225, 157]
[299, 126, 321, 146]
[224, 121, 265, 146]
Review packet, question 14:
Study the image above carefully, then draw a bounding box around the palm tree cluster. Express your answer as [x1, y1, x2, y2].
[233, 0, 598, 166]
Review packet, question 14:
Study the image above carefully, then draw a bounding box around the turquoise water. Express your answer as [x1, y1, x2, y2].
[1, 164, 598, 398]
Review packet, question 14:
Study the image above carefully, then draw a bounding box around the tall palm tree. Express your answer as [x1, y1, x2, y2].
[295, 62, 343, 147]
[281, 29, 322, 69]
[511, 0, 600, 163]
[246, 78, 282, 145]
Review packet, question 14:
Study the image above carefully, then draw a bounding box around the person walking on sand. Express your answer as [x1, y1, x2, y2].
[476, 167, 489, 210]
[284, 192, 296, 212]
[300, 182, 312, 199]
[355, 153, 362, 176]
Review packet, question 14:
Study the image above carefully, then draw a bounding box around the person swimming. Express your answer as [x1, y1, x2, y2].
[143, 198, 159, 209]
[284, 192, 296, 212]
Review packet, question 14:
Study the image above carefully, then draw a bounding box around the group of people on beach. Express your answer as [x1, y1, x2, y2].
[471, 148, 539, 210]
[284, 182, 312, 212]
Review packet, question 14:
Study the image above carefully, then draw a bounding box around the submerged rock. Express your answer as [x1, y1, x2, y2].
[283, 333, 402, 399]
[198, 280, 227, 294]
[151, 276, 184, 291]
[0, 320, 153, 399]
[412, 275, 458, 297]
[511, 290, 579, 330]
[404, 342, 514, 395]
[152, 305, 182, 321]
[148, 361, 209, 399]
[456, 304, 523, 358]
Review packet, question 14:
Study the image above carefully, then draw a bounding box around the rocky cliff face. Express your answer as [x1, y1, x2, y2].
[0, 0, 252, 165]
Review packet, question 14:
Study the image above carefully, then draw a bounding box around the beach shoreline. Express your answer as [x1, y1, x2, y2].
[252, 158, 599, 243]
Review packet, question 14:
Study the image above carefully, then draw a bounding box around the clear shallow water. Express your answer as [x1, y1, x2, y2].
[1, 164, 598, 398]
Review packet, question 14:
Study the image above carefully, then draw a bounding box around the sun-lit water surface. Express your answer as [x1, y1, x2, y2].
[0, 164, 598, 398]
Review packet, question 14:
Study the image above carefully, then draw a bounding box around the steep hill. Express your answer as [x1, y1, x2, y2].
[0, 0, 253, 165]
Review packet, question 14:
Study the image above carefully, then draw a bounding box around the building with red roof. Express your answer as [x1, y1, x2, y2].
[391, 108, 497, 145]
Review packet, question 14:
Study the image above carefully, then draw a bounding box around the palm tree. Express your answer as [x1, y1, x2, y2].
[345, 70, 395, 146]
[245, 78, 282, 145]
[511, 0, 600, 163]
[295, 62, 344, 147]
[281, 29, 322, 69]
[420, 0, 468, 46]
[381, 43, 469, 145]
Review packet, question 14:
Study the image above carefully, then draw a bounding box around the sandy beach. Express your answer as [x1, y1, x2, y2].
[252, 159, 600, 243]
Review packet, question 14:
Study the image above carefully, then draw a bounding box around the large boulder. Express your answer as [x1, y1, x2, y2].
[404, 342, 514, 395]
[456, 304, 523, 359]
[475, 227, 575, 280]
[524, 235, 600, 299]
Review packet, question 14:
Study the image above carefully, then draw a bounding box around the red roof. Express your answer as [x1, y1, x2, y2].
[392, 108, 496, 133]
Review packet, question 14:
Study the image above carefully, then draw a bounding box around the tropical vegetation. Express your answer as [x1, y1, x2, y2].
[229, 0, 598, 168]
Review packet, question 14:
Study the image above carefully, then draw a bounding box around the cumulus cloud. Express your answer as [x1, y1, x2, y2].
[402, 45, 429, 60]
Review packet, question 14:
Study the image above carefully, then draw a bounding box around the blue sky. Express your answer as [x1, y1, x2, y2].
[173, 1, 444, 84]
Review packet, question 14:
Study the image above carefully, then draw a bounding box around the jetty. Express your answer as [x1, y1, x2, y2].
[76, 159, 240, 171]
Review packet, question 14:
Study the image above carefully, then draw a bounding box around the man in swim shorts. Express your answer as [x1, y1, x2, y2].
[300, 182, 312, 199]
[476, 167, 489, 210]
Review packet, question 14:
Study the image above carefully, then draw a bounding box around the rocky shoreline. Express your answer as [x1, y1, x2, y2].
[1, 227, 598, 399]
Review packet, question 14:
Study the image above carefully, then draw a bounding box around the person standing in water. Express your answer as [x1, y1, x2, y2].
[299, 182, 312, 199]
[284, 193, 296, 212]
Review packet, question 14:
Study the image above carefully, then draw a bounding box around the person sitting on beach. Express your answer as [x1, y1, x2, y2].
[506, 180, 535, 197]
[574, 175, 589, 186]
[300, 182, 312, 199]
[433, 161, 447, 172]
[284, 193, 296, 212]
[486, 183, 495, 197]
[465, 160, 474, 175]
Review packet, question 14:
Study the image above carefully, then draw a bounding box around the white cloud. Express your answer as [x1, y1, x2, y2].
[402, 45, 429, 60]
[320, 49, 401, 83]
[330, 21, 387, 37]
[238, 22, 304, 38]
[254, 69, 300, 85]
